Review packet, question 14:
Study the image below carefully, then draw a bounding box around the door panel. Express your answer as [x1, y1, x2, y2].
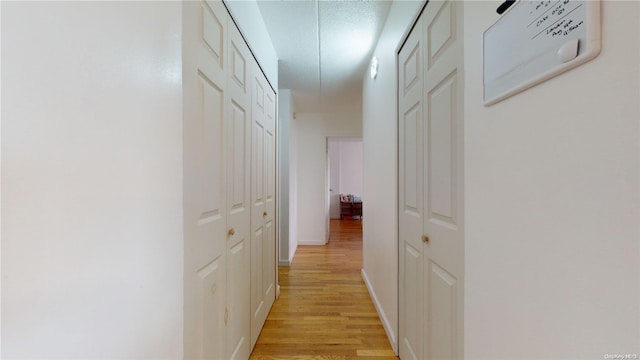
[226, 22, 251, 360]
[254, 122, 265, 208]
[227, 240, 249, 360]
[403, 105, 421, 215]
[427, 71, 457, 225]
[423, 1, 464, 359]
[229, 103, 249, 209]
[201, 1, 224, 72]
[197, 257, 226, 360]
[263, 219, 275, 297]
[402, 243, 422, 360]
[252, 227, 265, 319]
[427, 0, 456, 69]
[183, 1, 228, 359]
[186, 1, 275, 359]
[398, 16, 424, 360]
[399, 1, 464, 359]
[427, 261, 457, 360]
[250, 67, 276, 347]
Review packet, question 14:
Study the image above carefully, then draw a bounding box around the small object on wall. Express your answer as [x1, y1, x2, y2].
[496, 0, 515, 14]
[483, 0, 601, 106]
[370, 56, 379, 79]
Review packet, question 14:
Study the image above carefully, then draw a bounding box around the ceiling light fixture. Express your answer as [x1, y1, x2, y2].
[370, 56, 378, 79]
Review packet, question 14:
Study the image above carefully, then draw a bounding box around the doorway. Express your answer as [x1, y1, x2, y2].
[326, 138, 363, 240]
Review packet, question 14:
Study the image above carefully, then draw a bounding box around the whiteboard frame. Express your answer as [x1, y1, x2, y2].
[483, 0, 601, 106]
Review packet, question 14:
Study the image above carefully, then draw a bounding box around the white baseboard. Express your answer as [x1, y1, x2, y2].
[361, 268, 398, 355]
[279, 241, 298, 266]
[297, 240, 325, 246]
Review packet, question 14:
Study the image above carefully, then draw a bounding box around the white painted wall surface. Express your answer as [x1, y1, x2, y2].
[361, 0, 424, 352]
[463, 1, 640, 358]
[1, 2, 183, 358]
[289, 108, 299, 263]
[278, 90, 293, 265]
[329, 140, 342, 219]
[0, 3, 3, 354]
[295, 113, 362, 245]
[224, 0, 278, 91]
[339, 140, 363, 197]
[0, 3, 3, 355]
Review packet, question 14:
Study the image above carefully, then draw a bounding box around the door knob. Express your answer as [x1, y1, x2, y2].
[228, 228, 235, 236]
[422, 235, 429, 243]
[263, 211, 267, 217]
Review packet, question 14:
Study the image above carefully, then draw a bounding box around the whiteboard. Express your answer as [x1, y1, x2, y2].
[483, 0, 601, 106]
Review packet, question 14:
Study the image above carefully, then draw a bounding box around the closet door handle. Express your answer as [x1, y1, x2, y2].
[422, 235, 429, 243]
[228, 228, 235, 237]
[263, 211, 268, 217]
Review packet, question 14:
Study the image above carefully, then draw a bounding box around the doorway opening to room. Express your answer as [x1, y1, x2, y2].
[326, 137, 363, 244]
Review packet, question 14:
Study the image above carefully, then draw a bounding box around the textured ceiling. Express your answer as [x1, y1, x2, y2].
[257, 0, 392, 113]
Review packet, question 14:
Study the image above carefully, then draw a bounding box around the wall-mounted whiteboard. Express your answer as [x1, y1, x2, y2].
[483, 0, 601, 106]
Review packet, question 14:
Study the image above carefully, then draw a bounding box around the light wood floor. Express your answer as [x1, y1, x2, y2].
[249, 219, 399, 360]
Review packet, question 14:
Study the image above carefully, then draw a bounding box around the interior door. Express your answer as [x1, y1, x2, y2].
[226, 19, 252, 360]
[182, 1, 228, 359]
[325, 142, 331, 241]
[422, 1, 464, 358]
[398, 14, 425, 360]
[250, 67, 276, 347]
[328, 140, 341, 219]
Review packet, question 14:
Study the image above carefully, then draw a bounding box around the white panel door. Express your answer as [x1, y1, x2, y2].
[422, 1, 464, 359]
[183, 1, 228, 359]
[226, 19, 252, 360]
[398, 15, 425, 360]
[250, 67, 276, 347]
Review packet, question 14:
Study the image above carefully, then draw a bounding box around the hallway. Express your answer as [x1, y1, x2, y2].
[249, 219, 398, 359]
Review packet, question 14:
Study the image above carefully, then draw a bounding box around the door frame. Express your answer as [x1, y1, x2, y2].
[325, 137, 363, 241]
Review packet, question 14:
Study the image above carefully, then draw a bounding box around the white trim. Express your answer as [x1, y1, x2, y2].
[296, 240, 325, 246]
[279, 237, 298, 265]
[361, 268, 398, 355]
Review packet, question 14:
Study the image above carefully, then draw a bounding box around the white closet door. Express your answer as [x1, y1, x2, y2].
[250, 66, 276, 348]
[399, 1, 465, 359]
[398, 14, 425, 360]
[225, 18, 253, 360]
[182, 1, 228, 359]
[422, 1, 464, 359]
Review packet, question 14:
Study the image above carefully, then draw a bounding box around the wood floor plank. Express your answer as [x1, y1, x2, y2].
[249, 219, 398, 359]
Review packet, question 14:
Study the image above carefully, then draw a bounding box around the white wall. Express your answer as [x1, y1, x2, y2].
[463, 1, 640, 358]
[224, 0, 278, 90]
[1, 2, 183, 358]
[329, 140, 342, 219]
[295, 113, 362, 245]
[288, 105, 299, 263]
[0, 3, 3, 355]
[278, 90, 295, 265]
[361, 0, 424, 352]
[338, 140, 363, 197]
[364, 1, 640, 356]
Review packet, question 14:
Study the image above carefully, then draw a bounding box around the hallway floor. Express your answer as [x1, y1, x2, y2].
[249, 219, 398, 360]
